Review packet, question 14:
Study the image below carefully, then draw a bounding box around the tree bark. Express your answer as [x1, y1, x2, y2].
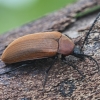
[0, 0, 100, 99]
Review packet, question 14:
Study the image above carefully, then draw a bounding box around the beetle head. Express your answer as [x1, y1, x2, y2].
[72, 45, 84, 59]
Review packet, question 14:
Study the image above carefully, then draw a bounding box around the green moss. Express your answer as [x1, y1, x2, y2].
[0, 0, 77, 34]
[75, 5, 100, 18]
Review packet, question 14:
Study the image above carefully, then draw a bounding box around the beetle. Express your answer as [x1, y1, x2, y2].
[1, 31, 85, 77]
[1, 12, 100, 96]
[1, 31, 99, 74]
[1, 31, 75, 64]
[1, 31, 90, 77]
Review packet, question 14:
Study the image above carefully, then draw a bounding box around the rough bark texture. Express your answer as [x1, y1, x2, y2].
[0, 0, 100, 100]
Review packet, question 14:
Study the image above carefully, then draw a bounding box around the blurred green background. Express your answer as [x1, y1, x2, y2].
[0, 0, 76, 34]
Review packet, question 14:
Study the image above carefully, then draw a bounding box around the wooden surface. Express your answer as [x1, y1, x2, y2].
[0, 0, 100, 100]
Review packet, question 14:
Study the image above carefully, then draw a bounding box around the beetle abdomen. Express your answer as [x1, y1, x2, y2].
[1, 32, 62, 64]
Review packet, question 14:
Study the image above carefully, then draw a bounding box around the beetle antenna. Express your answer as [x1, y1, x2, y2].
[81, 54, 99, 72]
[81, 12, 100, 50]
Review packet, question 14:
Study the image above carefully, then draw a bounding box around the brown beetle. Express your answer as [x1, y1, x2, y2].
[1, 30, 99, 77]
[1, 30, 99, 73]
[1, 31, 75, 64]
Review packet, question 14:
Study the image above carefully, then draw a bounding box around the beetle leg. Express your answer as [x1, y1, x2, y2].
[68, 62, 85, 79]
[43, 57, 57, 92]
[61, 56, 85, 79]
[43, 66, 52, 92]
[61, 55, 66, 61]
